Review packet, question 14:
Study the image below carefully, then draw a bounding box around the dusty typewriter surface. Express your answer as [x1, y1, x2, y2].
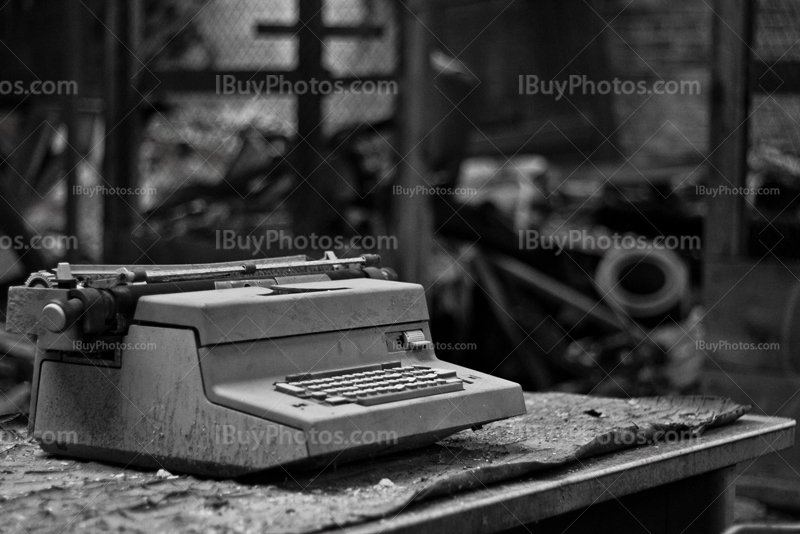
[132, 280, 525, 442]
[13, 257, 525, 475]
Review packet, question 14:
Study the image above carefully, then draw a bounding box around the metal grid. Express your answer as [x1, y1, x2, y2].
[138, 0, 400, 221]
[750, 0, 800, 152]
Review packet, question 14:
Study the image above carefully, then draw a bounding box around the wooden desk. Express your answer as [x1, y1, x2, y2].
[344, 415, 794, 534]
[0, 396, 792, 533]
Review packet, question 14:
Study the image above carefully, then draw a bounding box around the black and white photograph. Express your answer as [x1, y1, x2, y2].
[0, 0, 799, 532]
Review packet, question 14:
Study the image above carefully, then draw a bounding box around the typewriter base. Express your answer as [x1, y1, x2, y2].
[30, 325, 525, 477]
[31, 326, 311, 477]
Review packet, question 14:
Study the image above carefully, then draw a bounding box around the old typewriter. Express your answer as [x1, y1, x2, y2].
[6, 254, 525, 476]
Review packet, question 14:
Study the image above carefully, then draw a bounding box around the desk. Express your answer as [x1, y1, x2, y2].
[0, 396, 793, 533]
[345, 415, 794, 534]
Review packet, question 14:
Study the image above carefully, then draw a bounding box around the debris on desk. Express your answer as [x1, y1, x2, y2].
[156, 469, 178, 480]
[0, 392, 749, 534]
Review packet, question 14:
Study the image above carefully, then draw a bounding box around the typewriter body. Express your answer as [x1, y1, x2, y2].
[7, 254, 526, 477]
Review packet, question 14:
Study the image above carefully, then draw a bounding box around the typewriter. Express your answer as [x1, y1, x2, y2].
[6, 254, 526, 477]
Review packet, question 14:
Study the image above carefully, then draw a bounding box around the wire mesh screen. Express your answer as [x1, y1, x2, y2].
[135, 0, 400, 255]
[321, 0, 398, 132]
[747, 0, 800, 258]
[751, 0, 800, 152]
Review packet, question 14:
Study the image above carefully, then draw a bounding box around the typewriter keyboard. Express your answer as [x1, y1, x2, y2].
[274, 362, 464, 406]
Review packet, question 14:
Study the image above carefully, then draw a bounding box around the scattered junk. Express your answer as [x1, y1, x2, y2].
[134, 118, 398, 262]
[427, 149, 706, 397]
[594, 246, 690, 326]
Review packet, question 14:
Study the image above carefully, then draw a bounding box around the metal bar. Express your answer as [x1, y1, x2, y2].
[67, 256, 373, 283]
[705, 0, 753, 258]
[255, 23, 383, 38]
[491, 254, 625, 332]
[288, 0, 328, 240]
[125, 257, 371, 282]
[64, 0, 82, 263]
[473, 254, 552, 390]
[65, 254, 309, 275]
[102, 0, 140, 262]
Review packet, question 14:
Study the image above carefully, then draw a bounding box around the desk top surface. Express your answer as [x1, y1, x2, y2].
[346, 414, 793, 534]
[0, 393, 792, 534]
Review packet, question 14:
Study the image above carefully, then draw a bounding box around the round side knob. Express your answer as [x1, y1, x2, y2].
[42, 299, 85, 332]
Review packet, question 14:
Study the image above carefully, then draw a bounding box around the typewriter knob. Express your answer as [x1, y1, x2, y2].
[42, 299, 85, 332]
[402, 329, 433, 350]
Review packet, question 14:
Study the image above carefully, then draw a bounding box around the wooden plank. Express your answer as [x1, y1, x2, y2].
[392, 0, 434, 285]
[102, 0, 141, 262]
[705, 0, 753, 259]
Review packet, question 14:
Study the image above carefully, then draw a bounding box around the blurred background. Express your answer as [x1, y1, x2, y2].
[1, 0, 800, 517]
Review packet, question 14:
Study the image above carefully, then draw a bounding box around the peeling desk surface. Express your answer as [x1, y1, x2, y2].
[0, 392, 793, 534]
